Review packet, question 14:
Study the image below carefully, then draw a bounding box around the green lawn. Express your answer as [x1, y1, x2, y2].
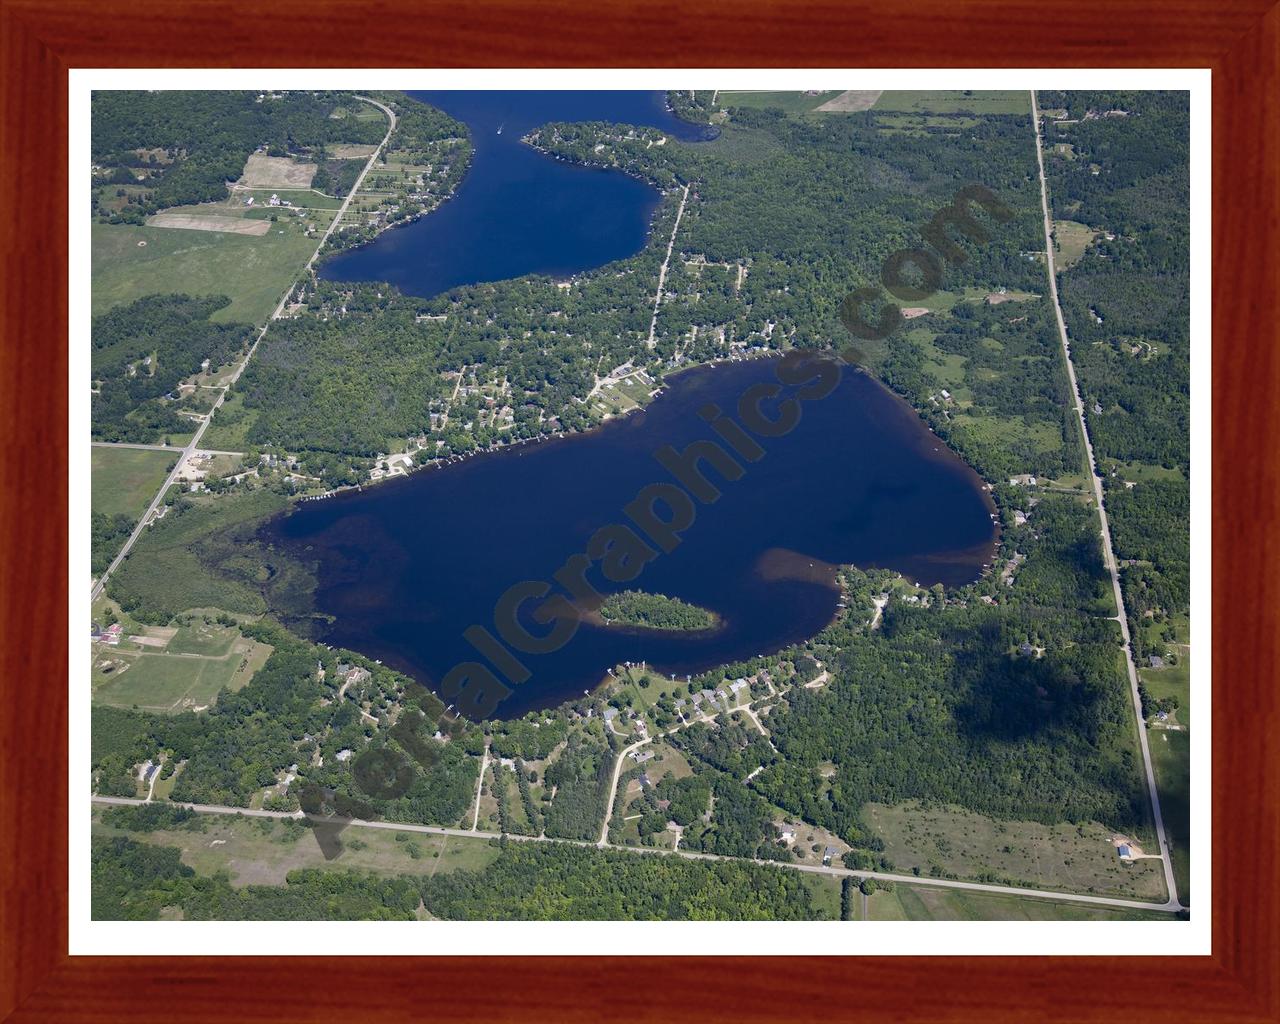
[92, 446, 174, 520]
[1143, 645, 1191, 905]
[92, 209, 333, 326]
[1052, 220, 1098, 268]
[90, 619, 272, 716]
[873, 91, 1030, 115]
[1149, 728, 1191, 906]
[92, 647, 240, 712]
[167, 621, 237, 657]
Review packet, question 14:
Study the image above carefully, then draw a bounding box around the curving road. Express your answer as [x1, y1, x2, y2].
[1030, 90, 1180, 910]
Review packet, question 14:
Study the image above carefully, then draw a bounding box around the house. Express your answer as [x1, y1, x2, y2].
[657, 799, 671, 811]
[823, 846, 839, 866]
[1018, 641, 1035, 657]
[638, 773, 652, 788]
[1008, 474, 1038, 487]
[1149, 655, 1165, 669]
[1117, 844, 1133, 860]
[778, 825, 797, 844]
[269, 193, 281, 207]
[335, 749, 353, 762]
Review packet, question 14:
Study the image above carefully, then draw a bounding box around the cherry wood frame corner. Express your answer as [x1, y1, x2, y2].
[2, 1, 1276, 1020]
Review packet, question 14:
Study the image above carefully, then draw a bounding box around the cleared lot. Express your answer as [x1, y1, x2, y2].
[238, 153, 317, 188]
[147, 213, 270, 235]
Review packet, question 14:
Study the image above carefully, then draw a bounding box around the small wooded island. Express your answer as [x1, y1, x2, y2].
[598, 590, 719, 632]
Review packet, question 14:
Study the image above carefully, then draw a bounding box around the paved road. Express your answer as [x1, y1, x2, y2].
[91, 795, 1179, 913]
[91, 441, 243, 456]
[89, 96, 398, 605]
[1030, 91, 1181, 911]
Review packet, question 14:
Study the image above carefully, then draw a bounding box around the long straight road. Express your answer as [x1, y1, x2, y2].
[645, 182, 690, 348]
[91, 795, 1178, 914]
[1030, 90, 1180, 910]
[89, 96, 397, 604]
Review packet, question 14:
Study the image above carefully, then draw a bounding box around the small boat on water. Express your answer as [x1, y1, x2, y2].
[496, 123, 504, 135]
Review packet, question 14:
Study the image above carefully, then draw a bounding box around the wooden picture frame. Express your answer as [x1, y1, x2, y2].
[1, 1, 1275, 1019]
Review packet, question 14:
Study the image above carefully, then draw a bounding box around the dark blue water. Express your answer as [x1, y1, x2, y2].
[262, 357, 997, 719]
[318, 91, 712, 299]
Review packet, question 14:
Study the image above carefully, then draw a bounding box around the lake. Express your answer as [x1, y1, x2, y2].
[261, 356, 997, 718]
[318, 91, 712, 299]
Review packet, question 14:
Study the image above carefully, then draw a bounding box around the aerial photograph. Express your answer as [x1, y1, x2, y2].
[88, 87, 1191, 923]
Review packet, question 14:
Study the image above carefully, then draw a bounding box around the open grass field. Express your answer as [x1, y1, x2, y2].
[1053, 220, 1098, 268]
[91, 446, 174, 521]
[864, 801, 1167, 900]
[719, 91, 843, 114]
[91, 630, 271, 713]
[1144, 645, 1191, 903]
[800, 873, 842, 919]
[866, 884, 1170, 921]
[1150, 727, 1191, 905]
[1142, 655, 1191, 728]
[200, 391, 259, 451]
[92, 210, 332, 326]
[873, 91, 1031, 115]
[91, 808, 501, 888]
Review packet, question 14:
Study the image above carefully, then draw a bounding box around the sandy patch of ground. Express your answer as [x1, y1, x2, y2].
[147, 213, 270, 235]
[817, 90, 883, 112]
[238, 153, 317, 189]
[329, 144, 377, 159]
[901, 307, 931, 319]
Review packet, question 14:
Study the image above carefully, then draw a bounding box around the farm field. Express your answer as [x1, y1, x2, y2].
[92, 446, 174, 521]
[92, 208, 334, 326]
[864, 801, 1167, 900]
[873, 90, 1030, 115]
